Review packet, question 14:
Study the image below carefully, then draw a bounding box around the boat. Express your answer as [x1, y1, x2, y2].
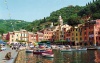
[76, 48, 87, 51]
[96, 47, 100, 50]
[60, 49, 72, 52]
[33, 49, 47, 55]
[87, 48, 97, 50]
[42, 53, 54, 58]
[26, 49, 33, 53]
[61, 48, 87, 52]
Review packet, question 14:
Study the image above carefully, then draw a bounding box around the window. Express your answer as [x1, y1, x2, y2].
[80, 32, 81, 35]
[98, 32, 100, 34]
[84, 32, 86, 35]
[84, 37, 86, 40]
[72, 37, 74, 40]
[76, 29, 77, 31]
[12, 39, 13, 42]
[99, 37, 100, 40]
[72, 33, 74, 36]
[80, 38, 82, 40]
[76, 38, 78, 40]
[84, 27, 86, 30]
[12, 35, 13, 38]
[76, 33, 78, 36]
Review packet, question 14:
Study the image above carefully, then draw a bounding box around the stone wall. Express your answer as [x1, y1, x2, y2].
[14, 50, 26, 63]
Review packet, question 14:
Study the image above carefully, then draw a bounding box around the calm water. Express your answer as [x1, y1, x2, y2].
[26, 50, 100, 63]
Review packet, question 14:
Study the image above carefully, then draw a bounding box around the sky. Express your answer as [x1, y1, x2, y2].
[0, 0, 92, 22]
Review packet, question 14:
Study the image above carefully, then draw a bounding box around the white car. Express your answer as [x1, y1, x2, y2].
[1, 47, 6, 51]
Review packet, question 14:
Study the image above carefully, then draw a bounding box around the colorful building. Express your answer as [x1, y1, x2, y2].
[82, 19, 100, 46]
[2, 34, 7, 41]
[28, 32, 34, 43]
[42, 29, 53, 41]
[36, 32, 44, 42]
[20, 29, 29, 42]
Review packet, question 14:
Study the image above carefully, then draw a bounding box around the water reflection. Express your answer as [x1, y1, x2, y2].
[26, 50, 100, 63]
[94, 50, 100, 63]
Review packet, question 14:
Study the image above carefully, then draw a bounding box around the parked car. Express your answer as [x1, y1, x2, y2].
[1, 47, 6, 51]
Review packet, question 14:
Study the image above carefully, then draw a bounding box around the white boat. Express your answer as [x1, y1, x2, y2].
[61, 49, 72, 52]
[26, 49, 33, 53]
[76, 48, 87, 51]
[96, 47, 100, 50]
[61, 48, 87, 52]
[42, 53, 54, 58]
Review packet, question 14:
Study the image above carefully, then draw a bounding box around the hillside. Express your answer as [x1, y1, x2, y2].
[0, 19, 31, 34]
[25, 5, 84, 32]
[78, 0, 100, 20]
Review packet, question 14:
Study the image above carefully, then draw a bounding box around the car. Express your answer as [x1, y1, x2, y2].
[1, 47, 6, 51]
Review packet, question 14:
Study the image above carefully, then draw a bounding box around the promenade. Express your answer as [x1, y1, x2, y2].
[0, 45, 18, 63]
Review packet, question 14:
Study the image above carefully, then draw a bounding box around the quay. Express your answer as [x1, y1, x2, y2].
[0, 45, 26, 63]
[0, 45, 18, 63]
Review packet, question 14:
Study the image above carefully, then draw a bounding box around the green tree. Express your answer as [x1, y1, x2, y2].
[67, 16, 82, 26]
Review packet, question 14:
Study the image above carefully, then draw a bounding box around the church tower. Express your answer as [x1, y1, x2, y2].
[58, 15, 63, 26]
[50, 22, 54, 28]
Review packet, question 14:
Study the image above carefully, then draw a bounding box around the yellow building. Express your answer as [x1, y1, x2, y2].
[70, 24, 83, 45]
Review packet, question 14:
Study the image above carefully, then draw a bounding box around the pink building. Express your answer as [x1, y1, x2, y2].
[41, 29, 53, 41]
[28, 32, 34, 43]
[33, 33, 37, 42]
[37, 32, 44, 42]
[82, 19, 100, 46]
[2, 34, 7, 41]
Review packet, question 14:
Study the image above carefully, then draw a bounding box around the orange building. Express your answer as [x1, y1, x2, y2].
[2, 34, 7, 41]
[28, 32, 34, 43]
[41, 29, 53, 41]
[82, 19, 100, 46]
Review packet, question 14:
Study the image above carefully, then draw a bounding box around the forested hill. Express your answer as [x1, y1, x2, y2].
[78, 0, 100, 20]
[25, 5, 84, 32]
[0, 19, 31, 34]
[24, 0, 100, 32]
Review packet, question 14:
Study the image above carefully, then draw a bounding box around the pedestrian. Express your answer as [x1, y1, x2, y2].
[12, 46, 13, 50]
[5, 52, 11, 60]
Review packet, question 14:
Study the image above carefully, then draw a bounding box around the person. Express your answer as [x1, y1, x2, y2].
[5, 52, 11, 60]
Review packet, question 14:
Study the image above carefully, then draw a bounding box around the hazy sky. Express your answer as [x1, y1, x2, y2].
[0, 0, 92, 22]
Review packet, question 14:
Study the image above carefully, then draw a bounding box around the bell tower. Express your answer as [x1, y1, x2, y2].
[58, 15, 63, 26]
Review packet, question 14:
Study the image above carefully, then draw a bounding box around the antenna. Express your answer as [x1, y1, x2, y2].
[4, 0, 11, 19]
[4, 0, 14, 31]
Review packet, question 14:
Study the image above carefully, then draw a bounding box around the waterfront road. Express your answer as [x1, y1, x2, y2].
[0, 45, 18, 63]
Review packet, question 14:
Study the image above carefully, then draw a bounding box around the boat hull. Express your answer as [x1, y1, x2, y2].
[42, 53, 54, 58]
[26, 50, 33, 53]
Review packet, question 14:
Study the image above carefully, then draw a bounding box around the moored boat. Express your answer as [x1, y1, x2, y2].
[87, 48, 97, 50]
[42, 53, 54, 58]
[26, 50, 33, 53]
[33, 49, 47, 55]
[61, 48, 87, 52]
[61, 49, 72, 52]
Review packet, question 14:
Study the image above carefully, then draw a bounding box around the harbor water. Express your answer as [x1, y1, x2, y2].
[26, 50, 100, 63]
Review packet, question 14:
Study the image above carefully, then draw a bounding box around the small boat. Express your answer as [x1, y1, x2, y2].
[76, 48, 87, 51]
[26, 50, 33, 53]
[61, 49, 72, 52]
[33, 49, 46, 55]
[42, 53, 54, 58]
[87, 48, 97, 50]
[61, 48, 87, 52]
[96, 47, 100, 50]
